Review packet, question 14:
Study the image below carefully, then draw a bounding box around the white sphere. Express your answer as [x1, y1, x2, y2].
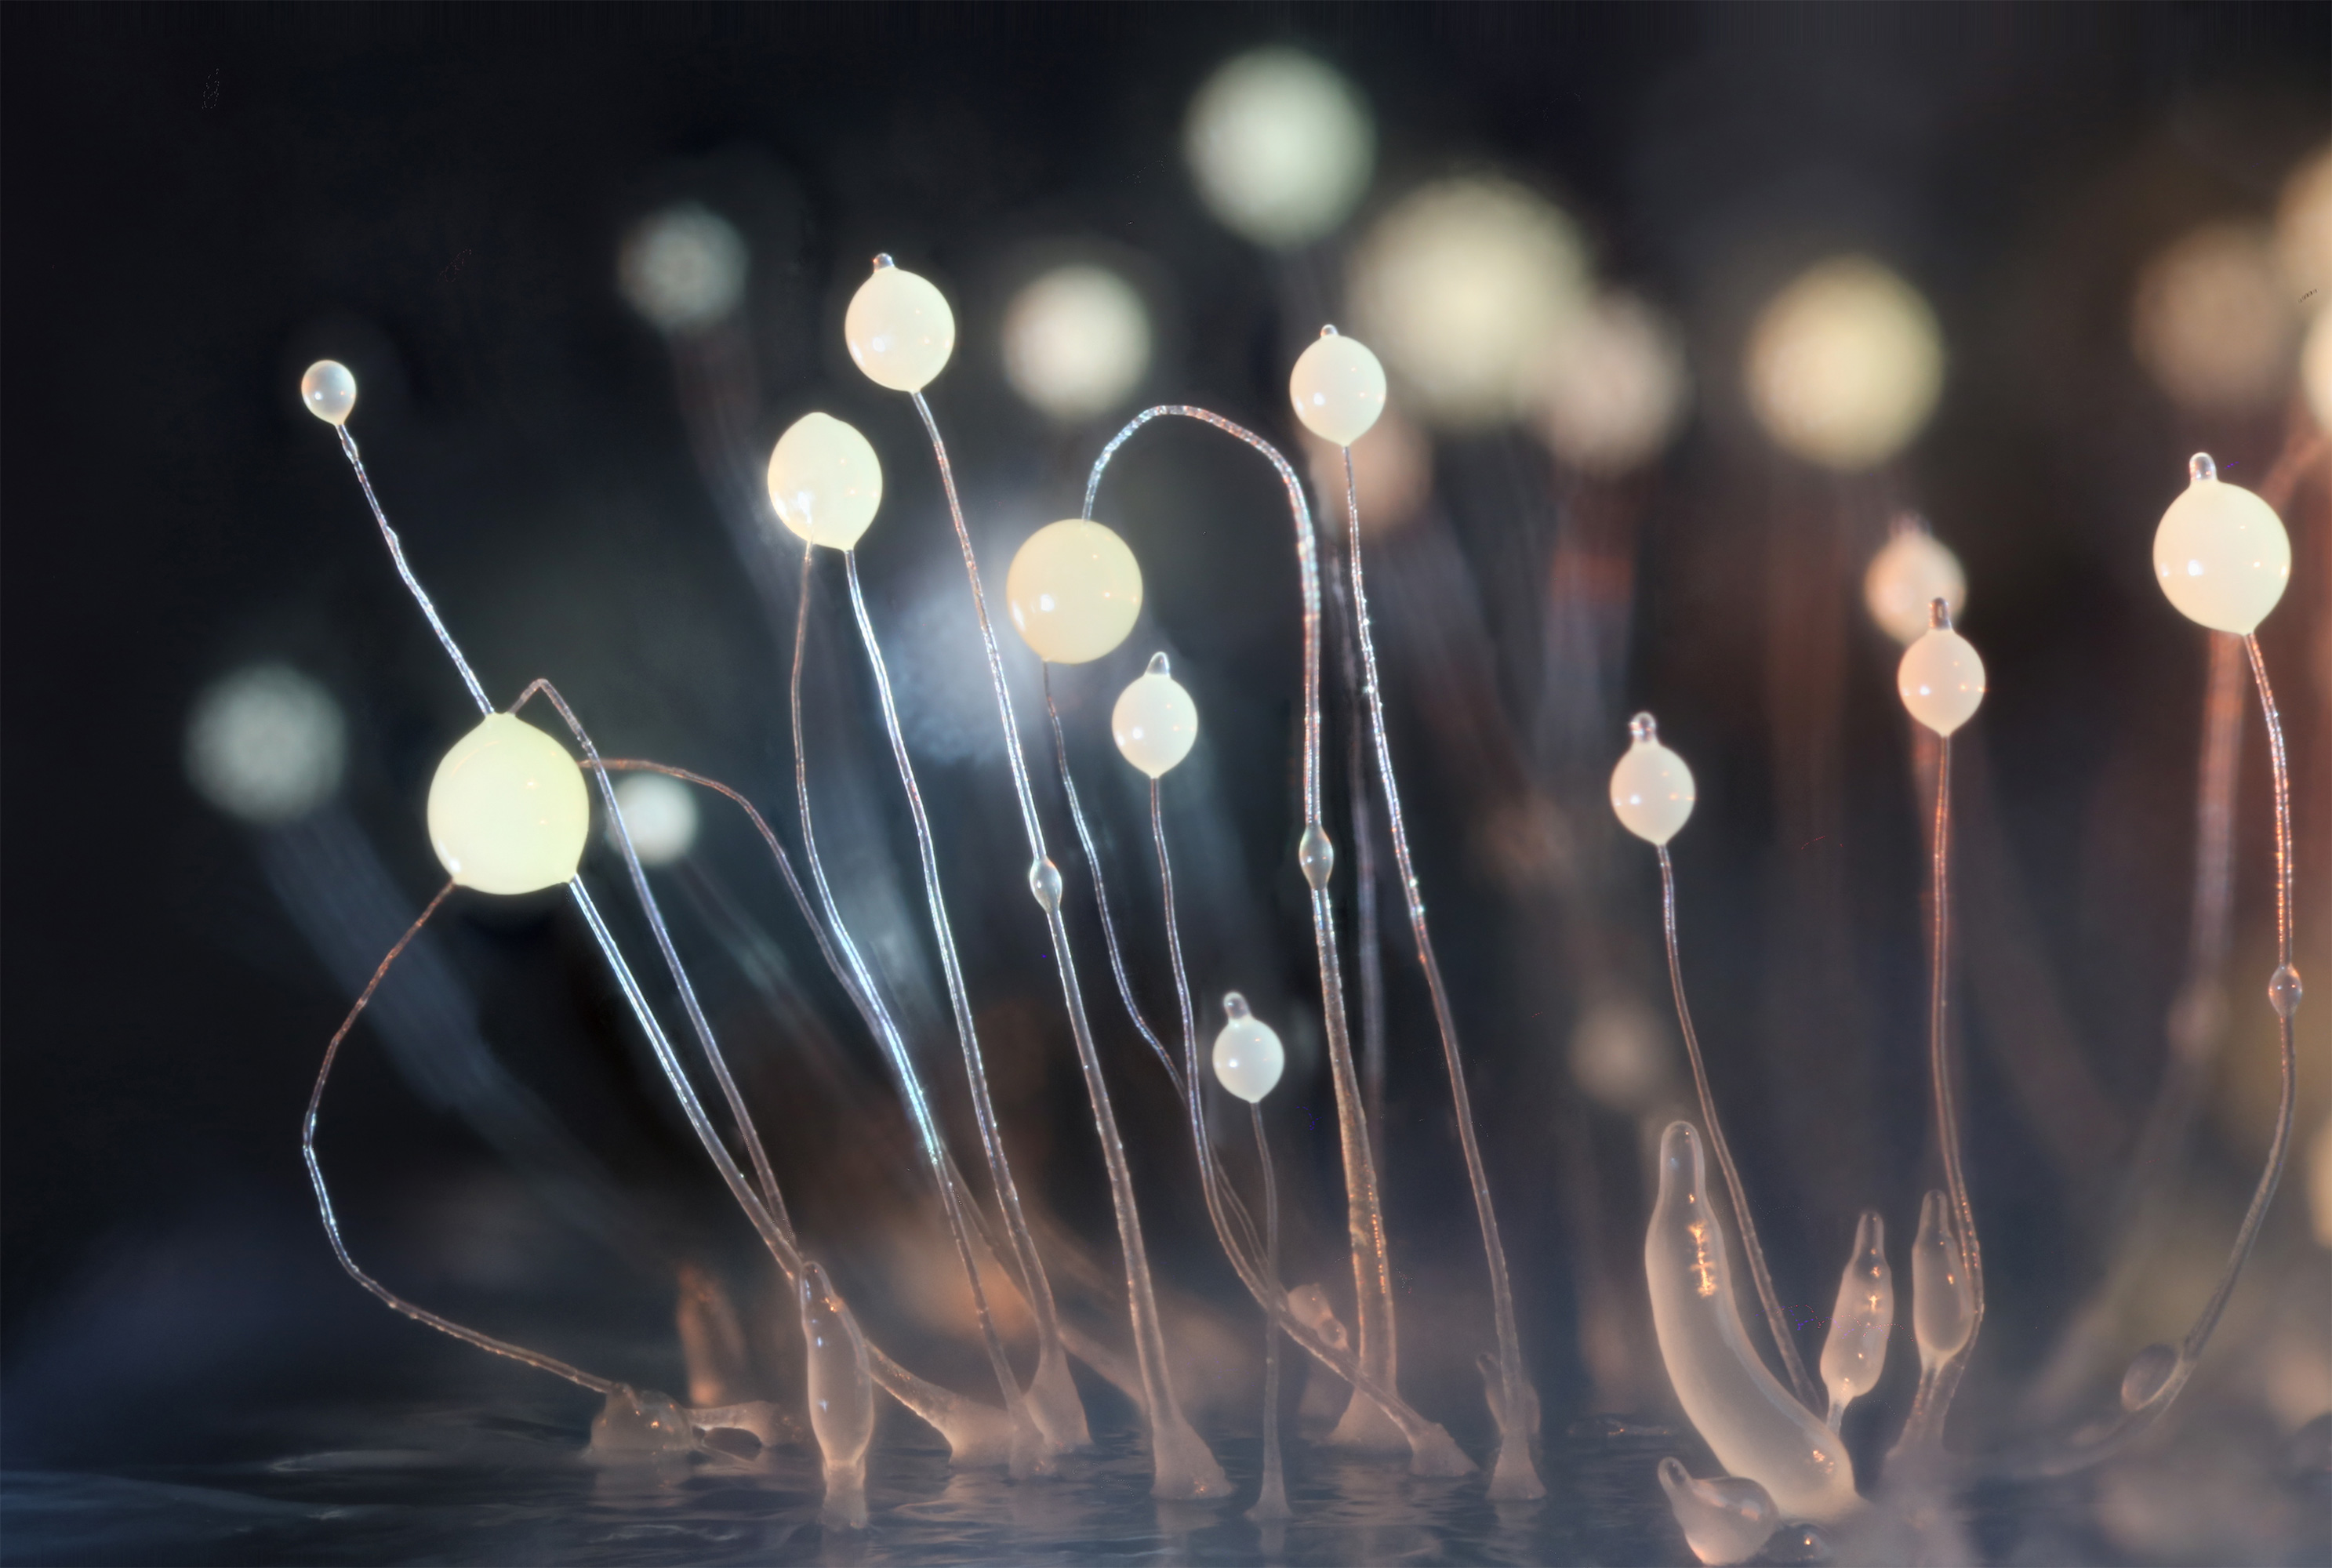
[2153, 463, 2290, 634]
[427, 713, 590, 896]
[1002, 263, 1152, 422]
[1211, 994, 1286, 1102]
[1112, 655, 1199, 778]
[1745, 256, 1943, 471]
[610, 771, 699, 867]
[301, 361, 357, 426]
[619, 205, 747, 332]
[1348, 176, 1591, 428]
[1897, 626, 1986, 736]
[186, 662, 347, 823]
[767, 412, 882, 550]
[845, 260, 955, 393]
[1184, 48, 1374, 250]
[1609, 718, 1695, 846]
[1005, 519, 1143, 664]
[1289, 330, 1386, 446]
[1864, 527, 1967, 646]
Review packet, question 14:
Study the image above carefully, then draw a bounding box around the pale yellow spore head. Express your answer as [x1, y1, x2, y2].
[1112, 654, 1199, 778]
[1864, 526, 1966, 646]
[301, 360, 357, 425]
[766, 412, 881, 550]
[1896, 624, 1985, 736]
[2153, 456, 2290, 634]
[427, 713, 590, 895]
[1005, 518, 1143, 664]
[845, 258, 955, 392]
[1290, 328, 1387, 446]
[1211, 993, 1285, 1102]
[1610, 713, 1695, 845]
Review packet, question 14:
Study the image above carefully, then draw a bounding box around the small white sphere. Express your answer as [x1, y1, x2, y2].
[845, 260, 955, 393]
[767, 412, 882, 550]
[1184, 47, 1374, 250]
[1112, 654, 1199, 778]
[1289, 329, 1387, 446]
[301, 361, 357, 426]
[1864, 527, 1967, 646]
[1005, 518, 1143, 664]
[619, 205, 748, 332]
[1744, 256, 1943, 471]
[2153, 463, 2290, 634]
[427, 713, 590, 896]
[1608, 717, 1695, 846]
[1002, 263, 1152, 422]
[610, 771, 699, 867]
[186, 662, 347, 823]
[1897, 626, 1986, 736]
[1211, 994, 1286, 1102]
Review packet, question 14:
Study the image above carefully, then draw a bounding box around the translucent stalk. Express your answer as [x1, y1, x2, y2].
[1996, 634, 2301, 1476]
[910, 393, 1227, 1500]
[302, 880, 621, 1397]
[1320, 500, 1392, 1149]
[1151, 780, 1473, 1476]
[327, 427, 1010, 1466]
[841, 549, 1089, 1454]
[1086, 405, 1404, 1454]
[1818, 1210, 1892, 1430]
[1338, 447, 1544, 1498]
[790, 543, 1048, 1477]
[1655, 844, 1822, 1410]
[802, 1260, 876, 1529]
[1248, 1101, 1293, 1523]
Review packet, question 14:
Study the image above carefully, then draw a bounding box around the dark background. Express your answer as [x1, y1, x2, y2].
[3, 0, 2324, 1516]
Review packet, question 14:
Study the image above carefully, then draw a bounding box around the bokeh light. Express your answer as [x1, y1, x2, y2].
[2276, 143, 2331, 308]
[1001, 263, 1153, 422]
[185, 663, 347, 825]
[610, 771, 699, 867]
[2132, 222, 2299, 413]
[619, 204, 747, 332]
[2305, 306, 2332, 431]
[1348, 176, 1591, 429]
[1184, 48, 1374, 249]
[1864, 523, 1967, 646]
[1744, 255, 1944, 471]
[1568, 999, 1668, 1114]
[1530, 290, 1691, 474]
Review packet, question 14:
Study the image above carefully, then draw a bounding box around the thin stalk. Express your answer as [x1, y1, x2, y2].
[329, 425, 1001, 1447]
[1918, 728, 1985, 1441]
[1250, 1101, 1291, 1523]
[1339, 448, 1543, 1497]
[1656, 846, 1823, 1410]
[1320, 488, 1390, 1148]
[1086, 406, 1404, 1449]
[302, 881, 620, 1396]
[1152, 779, 1474, 1475]
[788, 545, 1045, 1472]
[910, 393, 1226, 1498]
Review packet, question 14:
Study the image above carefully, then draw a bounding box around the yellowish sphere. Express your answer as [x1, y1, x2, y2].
[1864, 527, 1967, 645]
[1005, 519, 1143, 664]
[767, 412, 881, 550]
[1744, 256, 1943, 471]
[1211, 993, 1285, 1102]
[845, 260, 955, 393]
[302, 360, 357, 425]
[1609, 717, 1695, 846]
[1897, 626, 1985, 736]
[427, 713, 590, 895]
[1289, 330, 1386, 446]
[1112, 654, 1200, 778]
[2153, 463, 2290, 634]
